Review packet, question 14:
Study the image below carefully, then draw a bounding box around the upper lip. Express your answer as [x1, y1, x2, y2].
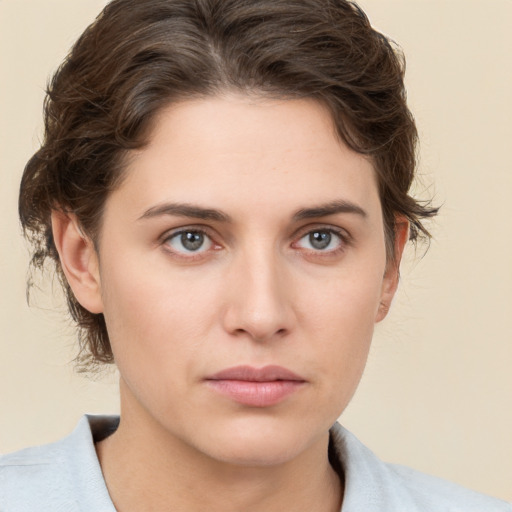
[206, 365, 306, 382]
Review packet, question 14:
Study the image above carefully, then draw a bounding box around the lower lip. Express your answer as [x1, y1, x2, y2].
[205, 380, 304, 407]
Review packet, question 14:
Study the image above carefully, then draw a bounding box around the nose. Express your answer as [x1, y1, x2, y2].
[222, 248, 295, 342]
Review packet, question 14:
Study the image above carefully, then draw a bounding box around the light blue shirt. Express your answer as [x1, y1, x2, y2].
[1, 415, 510, 511]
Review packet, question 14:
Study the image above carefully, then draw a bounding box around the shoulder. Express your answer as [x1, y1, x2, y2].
[329, 423, 512, 512]
[0, 415, 118, 512]
[0, 440, 71, 511]
[384, 462, 511, 512]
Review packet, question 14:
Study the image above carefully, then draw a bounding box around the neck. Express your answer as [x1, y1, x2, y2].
[96, 396, 343, 512]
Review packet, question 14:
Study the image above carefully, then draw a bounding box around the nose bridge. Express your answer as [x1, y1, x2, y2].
[223, 240, 292, 341]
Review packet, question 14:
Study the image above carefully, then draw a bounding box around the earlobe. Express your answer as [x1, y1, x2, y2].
[375, 219, 409, 323]
[51, 211, 104, 314]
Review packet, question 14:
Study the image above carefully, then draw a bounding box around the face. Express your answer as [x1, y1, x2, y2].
[68, 96, 403, 466]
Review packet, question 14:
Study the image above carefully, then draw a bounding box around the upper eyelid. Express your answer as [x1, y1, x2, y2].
[292, 223, 352, 242]
[158, 223, 352, 250]
[160, 228, 218, 259]
[291, 226, 354, 258]
[295, 229, 344, 247]
[160, 225, 216, 242]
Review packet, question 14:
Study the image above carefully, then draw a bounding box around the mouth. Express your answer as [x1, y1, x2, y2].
[204, 365, 306, 407]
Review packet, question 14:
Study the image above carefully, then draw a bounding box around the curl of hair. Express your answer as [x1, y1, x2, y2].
[19, 0, 438, 370]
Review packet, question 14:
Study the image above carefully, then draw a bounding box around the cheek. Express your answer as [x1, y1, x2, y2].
[300, 263, 385, 397]
[304, 257, 385, 337]
[99, 255, 220, 374]
[99, 263, 225, 419]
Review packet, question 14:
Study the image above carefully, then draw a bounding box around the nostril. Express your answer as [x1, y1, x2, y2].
[231, 327, 288, 341]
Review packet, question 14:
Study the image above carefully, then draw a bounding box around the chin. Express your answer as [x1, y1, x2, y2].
[195, 418, 324, 468]
[208, 439, 303, 467]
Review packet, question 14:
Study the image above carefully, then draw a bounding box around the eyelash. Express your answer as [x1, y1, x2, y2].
[161, 227, 219, 260]
[160, 225, 351, 260]
[291, 227, 350, 258]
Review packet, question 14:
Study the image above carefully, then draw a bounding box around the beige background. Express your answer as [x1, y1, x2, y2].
[1, 0, 511, 502]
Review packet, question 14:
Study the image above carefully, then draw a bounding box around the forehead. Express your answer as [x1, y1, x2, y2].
[110, 95, 381, 223]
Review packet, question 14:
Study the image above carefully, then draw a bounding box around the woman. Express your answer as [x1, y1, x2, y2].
[1, 0, 510, 510]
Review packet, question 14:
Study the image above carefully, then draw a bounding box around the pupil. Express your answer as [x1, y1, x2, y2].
[310, 231, 331, 250]
[181, 232, 204, 251]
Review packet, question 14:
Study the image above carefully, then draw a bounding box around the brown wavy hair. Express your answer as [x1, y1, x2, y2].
[19, 0, 438, 369]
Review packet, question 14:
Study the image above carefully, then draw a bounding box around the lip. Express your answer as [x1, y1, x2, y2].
[205, 365, 306, 407]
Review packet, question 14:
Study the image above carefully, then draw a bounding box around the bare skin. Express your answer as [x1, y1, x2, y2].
[53, 95, 407, 511]
[95, 391, 342, 512]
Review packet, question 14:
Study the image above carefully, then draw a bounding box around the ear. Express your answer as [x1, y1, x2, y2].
[375, 218, 409, 323]
[51, 211, 104, 314]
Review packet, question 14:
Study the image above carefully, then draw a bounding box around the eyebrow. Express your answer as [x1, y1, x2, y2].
[138, 199, 367, 223]
[138, 203, 232, 223]
[292, 200, 367, 221]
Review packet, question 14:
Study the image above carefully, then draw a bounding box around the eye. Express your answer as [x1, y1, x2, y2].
[165, 229, 213, 254]
[295, 229, 344, 252]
